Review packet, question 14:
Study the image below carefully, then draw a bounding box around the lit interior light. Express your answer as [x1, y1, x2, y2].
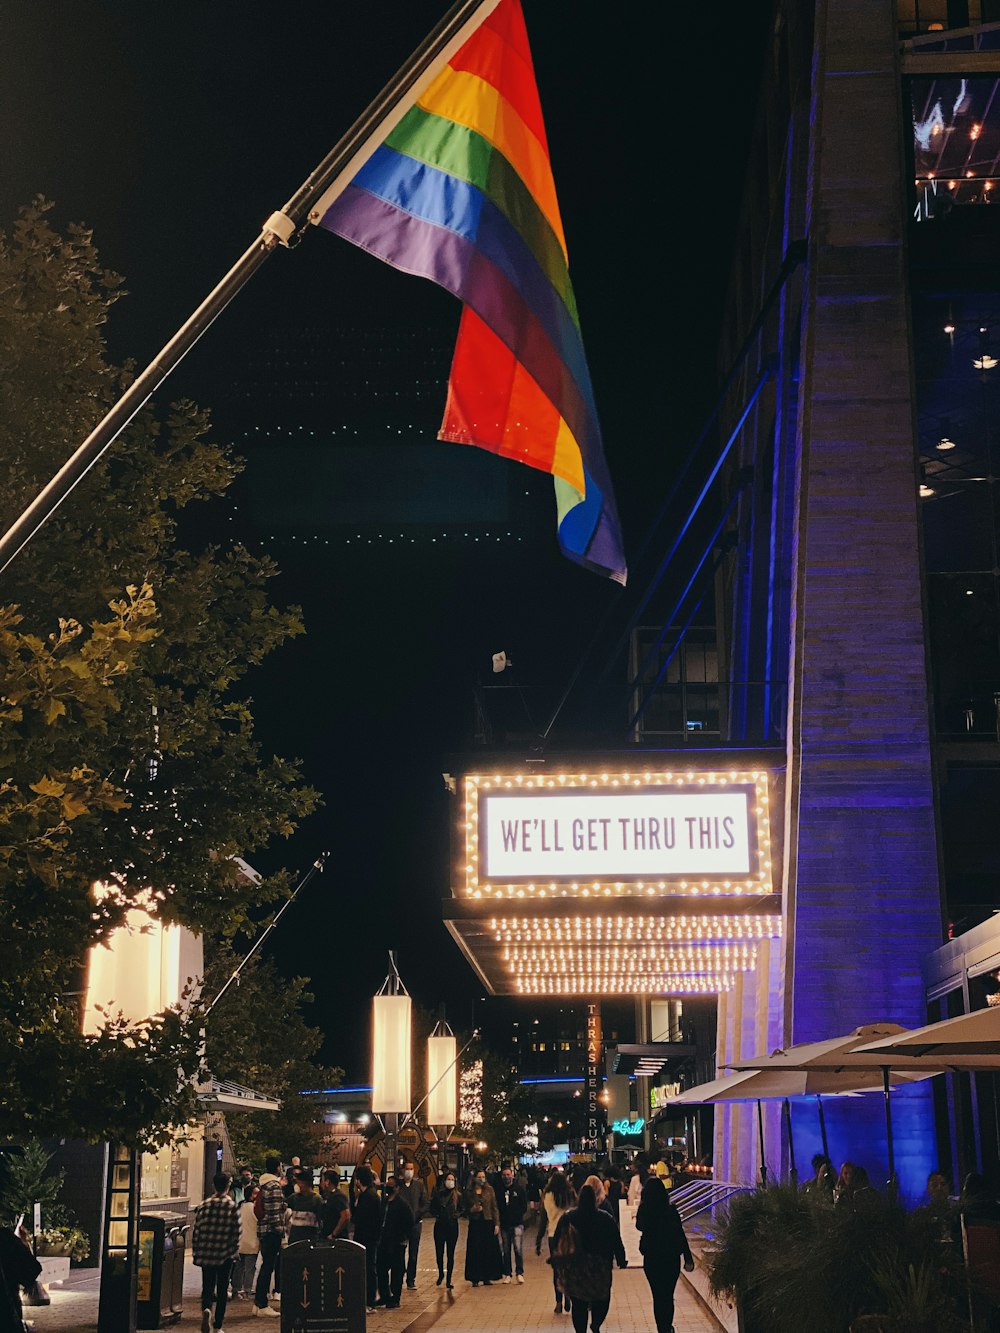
[944, 323, 955, 334]
[936, 437, 955, 451]
[974, 355, 998, 370]
[919, 483, 935, 498]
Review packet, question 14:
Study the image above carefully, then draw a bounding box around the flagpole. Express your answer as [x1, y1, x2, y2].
[0, 0, 502, 577]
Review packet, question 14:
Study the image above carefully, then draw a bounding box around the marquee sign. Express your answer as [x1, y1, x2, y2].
[459, 768, 772, 898]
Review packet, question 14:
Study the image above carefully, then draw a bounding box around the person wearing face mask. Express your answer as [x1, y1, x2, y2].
[464, 1169, 502, 1287]
[497, 1163, 528, 1284]
[396, 1160, 429, 1291]
[375, 1175, 413, 1310]
[430, 1171, 463, 1288]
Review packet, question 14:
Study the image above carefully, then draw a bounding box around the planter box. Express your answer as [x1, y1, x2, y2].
[37, 1256, 71, 1287]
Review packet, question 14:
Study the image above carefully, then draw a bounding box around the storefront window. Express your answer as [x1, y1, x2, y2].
[140, 1128, 201, 1205]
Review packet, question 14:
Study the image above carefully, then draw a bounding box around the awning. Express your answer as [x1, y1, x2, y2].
[610, 1042, 695, 1077]
[197, 1078, 281, 1113]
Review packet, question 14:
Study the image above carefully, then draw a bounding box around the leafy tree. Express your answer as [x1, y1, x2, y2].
[0, 200, 319, 1145]
[201, 943, 342, 1166]
[0, 1141, 64, 1225]
[459, 1040, 535, 1164]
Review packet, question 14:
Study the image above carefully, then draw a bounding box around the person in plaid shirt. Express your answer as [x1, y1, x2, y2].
[192, 1172, 240, 1333]
[252, 1155, 286, 1317]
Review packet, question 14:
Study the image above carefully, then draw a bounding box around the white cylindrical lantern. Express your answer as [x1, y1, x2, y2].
[426, 1034, 457, 1126]
[372, 994, 412, 1114]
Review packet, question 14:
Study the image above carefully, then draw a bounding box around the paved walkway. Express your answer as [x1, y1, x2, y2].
[27, 1231, 719, 1332]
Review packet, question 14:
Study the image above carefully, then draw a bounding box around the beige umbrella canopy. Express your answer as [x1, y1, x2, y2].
[855, 1007, 1000, 1061]
[719, 1023, 985, 1188]
[671, 1066, 934, 1103]
[670, 1065, 935, 1186]
[724, 1022, 1000, 1073]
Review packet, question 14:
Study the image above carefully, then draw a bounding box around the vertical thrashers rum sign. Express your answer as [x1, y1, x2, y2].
[586, 1002, 603, 1151]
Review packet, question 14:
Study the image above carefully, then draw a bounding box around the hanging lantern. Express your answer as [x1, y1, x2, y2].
[372, 994, 412, 1114]
[426, 1033, 457, 1125]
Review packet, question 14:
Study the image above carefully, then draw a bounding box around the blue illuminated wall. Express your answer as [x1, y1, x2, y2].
[779, 0, 943, 1201]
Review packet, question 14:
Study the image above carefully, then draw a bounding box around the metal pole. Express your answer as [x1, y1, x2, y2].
[0, 0, 501, 576]
[625, 490, 744, 735]
[598, 367, 772, 694]
[203, 853, 328, 1017]
[783, 1098, 798, 1188]
[402, 1028, 480, 1127]
[757, 1100, 767, 1188]
[882, 1066, 897, 1198]
[816, 1095, 829, 1162]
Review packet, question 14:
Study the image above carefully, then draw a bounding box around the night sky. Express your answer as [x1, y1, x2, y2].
[1, 2, 771, 1078]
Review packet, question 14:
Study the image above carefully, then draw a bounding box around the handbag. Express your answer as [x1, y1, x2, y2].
[548, 1223, 612, 1303]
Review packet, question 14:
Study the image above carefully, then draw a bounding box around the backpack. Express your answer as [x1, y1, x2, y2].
[254, 1190, 265, 1221]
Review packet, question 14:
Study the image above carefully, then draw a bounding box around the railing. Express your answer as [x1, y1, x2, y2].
[936, 687, 1000, 742]
[902, 17, 1000, 48]
[631, 679, 788, 746]
[670, 1179, 750, 1225]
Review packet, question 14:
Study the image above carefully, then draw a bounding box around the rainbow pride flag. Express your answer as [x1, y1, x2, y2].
[316, 0, 626, 583]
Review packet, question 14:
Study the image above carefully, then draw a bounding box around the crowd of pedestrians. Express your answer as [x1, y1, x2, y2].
[181, 1152, 694, 1333]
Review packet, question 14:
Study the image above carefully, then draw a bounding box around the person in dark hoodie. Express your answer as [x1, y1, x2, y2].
[375, 1175, 413, 1310]
[496, 1163, 528, 1284]
[635, 1176, 693, 1333]
[351, 1166, 381, 1312]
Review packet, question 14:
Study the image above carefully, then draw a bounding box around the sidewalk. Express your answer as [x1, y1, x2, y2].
[27, 1231, 721, 1332]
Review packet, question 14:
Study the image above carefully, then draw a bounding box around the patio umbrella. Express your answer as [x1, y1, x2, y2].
[730, 1023, 1000, 1077]
[669, 1067, 933, 1187]
[855, 1006, 1000, 1061]
[723, 1024, 960, 1189]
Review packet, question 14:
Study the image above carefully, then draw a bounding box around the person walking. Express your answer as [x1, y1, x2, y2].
[497, 1163, 528, 1284]
[351, 1166, 382, 1312]
[285, 1168, 323, 1245]
[430, 1170, 463, 1288]
[635, 1176, 694, 1333]
[552, 1184, 626, 1333]
[375, 1175, 413, 1309]
[397, 1159, 429, 1290]
[192, 1171, 240, 1333]
[605, 1169, 624, 1227]
[584, 1174, 615, 1220]
[537, 1170, 572, 1315]
[252, 1155, 286, 1318]
[626, 1165, 644, 1210]
[233, 1186, 260, 1299]
[464, 1169, 502, 1287]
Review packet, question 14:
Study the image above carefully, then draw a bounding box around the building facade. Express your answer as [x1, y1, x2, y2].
[444, 0, 1000, 1200]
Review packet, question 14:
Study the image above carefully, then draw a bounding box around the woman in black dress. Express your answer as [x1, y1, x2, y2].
[464, 1171, 502, 1286]
[635, 1177, 694, 1333]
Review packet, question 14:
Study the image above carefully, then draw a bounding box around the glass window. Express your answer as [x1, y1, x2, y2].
[912, 75, 1000, 218]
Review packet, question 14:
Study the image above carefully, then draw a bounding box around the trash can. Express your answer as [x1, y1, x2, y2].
[136, 1212, 186, 1328]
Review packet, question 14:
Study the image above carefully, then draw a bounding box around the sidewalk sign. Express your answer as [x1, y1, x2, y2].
[281, 1238, 366, 1333]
